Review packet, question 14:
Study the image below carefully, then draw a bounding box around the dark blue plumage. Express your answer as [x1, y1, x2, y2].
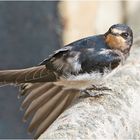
[41, 24, 133, 75]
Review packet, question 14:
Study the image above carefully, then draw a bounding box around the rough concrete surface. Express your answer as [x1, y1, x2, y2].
[39, 43, 140, 139]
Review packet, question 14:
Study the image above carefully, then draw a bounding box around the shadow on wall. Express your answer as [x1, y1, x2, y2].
[0, 1, 62, 138]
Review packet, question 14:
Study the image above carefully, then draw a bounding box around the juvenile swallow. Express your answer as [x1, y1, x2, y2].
[0, 24, 133, 138]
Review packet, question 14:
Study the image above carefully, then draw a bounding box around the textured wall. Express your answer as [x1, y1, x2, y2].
[60, 1, 123, 45]
[0, 1, 62, 138]
[126, 1, 140, 37]
[60, 1, 140, 45]
[59, 1, 97, 44]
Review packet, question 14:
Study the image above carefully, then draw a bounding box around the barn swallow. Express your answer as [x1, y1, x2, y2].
[0, 24, 133, 138]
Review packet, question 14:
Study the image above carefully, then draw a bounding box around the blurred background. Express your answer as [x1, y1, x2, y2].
[0, 1, 139, 138]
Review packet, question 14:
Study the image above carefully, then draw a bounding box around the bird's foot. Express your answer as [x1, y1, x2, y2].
[83, 90, 110, 98]
[87, 85, 112, 91]
[81, 85, 112, 98]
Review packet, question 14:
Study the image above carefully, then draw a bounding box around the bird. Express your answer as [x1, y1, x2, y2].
[0, 24, 133, 138]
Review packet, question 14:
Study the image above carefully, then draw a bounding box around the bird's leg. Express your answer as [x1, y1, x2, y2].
[81, 85, 112, 98]
[87, 85, 112, 91]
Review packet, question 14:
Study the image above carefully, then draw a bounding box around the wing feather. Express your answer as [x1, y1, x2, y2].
[34, 89, 78, 138]
[23, 85, 62, 120]
[27, 89, 66, 133]
[20, 83, 43, 96]
[20, 81, 79, 138]
[21, 83, 54, 109]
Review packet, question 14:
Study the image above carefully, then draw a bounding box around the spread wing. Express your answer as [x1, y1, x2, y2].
[20, 82, 81, 138]
[0, 46, 85, 138]
[19, 77, 93, 138]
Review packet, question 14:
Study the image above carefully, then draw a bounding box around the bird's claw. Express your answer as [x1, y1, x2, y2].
[84, 90, 110, 98]
[81, 85, 112, 98]
[87, 85, 112, 91]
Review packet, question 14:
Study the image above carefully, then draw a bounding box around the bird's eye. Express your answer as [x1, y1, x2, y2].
[121, 32, 129, 38]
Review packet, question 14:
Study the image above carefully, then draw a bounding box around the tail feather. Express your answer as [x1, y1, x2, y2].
[0, 65, 58, 85]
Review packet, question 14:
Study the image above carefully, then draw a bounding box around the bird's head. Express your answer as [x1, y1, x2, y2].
[105, 24, 133, 54]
